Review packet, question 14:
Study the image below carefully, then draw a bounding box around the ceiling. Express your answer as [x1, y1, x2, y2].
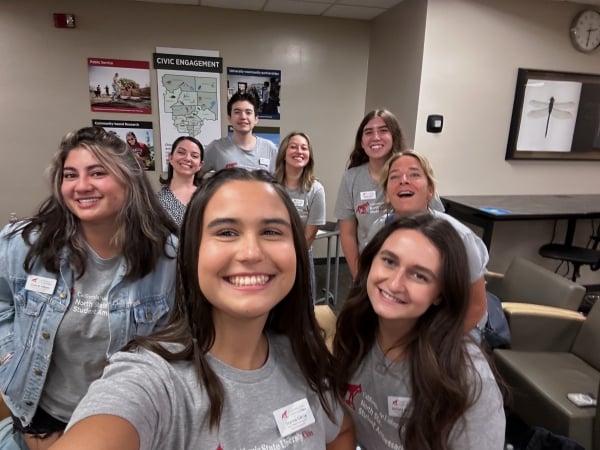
[134, 0, 600, 21]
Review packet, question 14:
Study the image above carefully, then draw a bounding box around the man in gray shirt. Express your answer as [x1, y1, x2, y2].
[204, 91, 277, 173]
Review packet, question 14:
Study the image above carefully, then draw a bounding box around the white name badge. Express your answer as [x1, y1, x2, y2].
[25, 275, 57, 295]
[387, 396, 410, 417]
[292, 198, 305, 207]
[273, 398, 315, 437]
[360, 190, 376, 201]
[259, 157, 270, 167]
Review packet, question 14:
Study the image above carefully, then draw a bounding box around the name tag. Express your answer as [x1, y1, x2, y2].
[360, 190, 376, 201]
[25, 275, 57, 295]
[292, 198, 305, 207]
[387, 396, 410, 417]
[273, 398, 315, 437]
[259, 157, 270, 167]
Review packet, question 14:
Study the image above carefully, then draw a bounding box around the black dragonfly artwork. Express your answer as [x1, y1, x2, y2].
[527, 96, 576, 138]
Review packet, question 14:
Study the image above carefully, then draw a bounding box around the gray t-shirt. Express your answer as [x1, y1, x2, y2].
[285, 181, 326, 228]
[335, 164, 387, 251]
[367, 209, 489, 282]
[68, 333, 344, 449]
[39, 249, 121, 422]
[203, 136, 277, 173]
[346, 342, 505, 449]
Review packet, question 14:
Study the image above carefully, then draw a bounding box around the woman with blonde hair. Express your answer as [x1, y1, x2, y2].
[368, 150, 488, 331]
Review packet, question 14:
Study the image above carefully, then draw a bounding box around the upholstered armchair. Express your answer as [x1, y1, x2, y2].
[486, 256, 585, 311]
[494, 301, 599, 449]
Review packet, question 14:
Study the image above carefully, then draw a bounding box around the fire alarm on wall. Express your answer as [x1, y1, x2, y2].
[53, 13, 76, 28]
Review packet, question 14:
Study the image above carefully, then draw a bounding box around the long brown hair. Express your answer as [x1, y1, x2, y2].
[10, 126, 177, 280]
[131, 168, 338, 428]
[333, 213, 480, 449]
[347, 109, 406, 168]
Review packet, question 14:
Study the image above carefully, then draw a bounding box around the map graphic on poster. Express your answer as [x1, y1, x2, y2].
[161, 74, 218, 136]
[154, 47, 222, 170]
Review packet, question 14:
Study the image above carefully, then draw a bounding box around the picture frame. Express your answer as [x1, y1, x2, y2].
[505, 68, 600, 160]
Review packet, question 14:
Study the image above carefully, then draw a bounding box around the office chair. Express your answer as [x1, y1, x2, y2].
[539, 221, 600, 281]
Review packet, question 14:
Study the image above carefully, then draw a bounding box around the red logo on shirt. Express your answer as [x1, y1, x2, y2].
[345, 383, 362, 410]
[225, 162, 237, 168]
[356, 202, 369, 215]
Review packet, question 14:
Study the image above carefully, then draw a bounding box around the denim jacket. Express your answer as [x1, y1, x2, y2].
[0, 224, 178, 426]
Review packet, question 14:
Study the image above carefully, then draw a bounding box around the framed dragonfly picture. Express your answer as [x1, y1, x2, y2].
[506, 68, 600, 160]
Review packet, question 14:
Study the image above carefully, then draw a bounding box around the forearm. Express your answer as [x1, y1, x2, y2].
[305, 225, 319, 248]
[464, 277, 488, 332]
[338, 221, 359, 279]
[49, 415, 140, 450]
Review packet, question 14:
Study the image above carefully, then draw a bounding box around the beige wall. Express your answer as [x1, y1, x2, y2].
[365, 0, 427, 147]
[367, 0, 600, 283]
[3, 0, 600, 282]
[0, 0, 370, 255]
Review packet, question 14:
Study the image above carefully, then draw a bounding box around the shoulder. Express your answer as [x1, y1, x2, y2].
[268, 334, 301, 372]
[432, 210, 474, 238]
[205, 137, 230, 151]
[157, 186, 171, 198]
[464, 342, 495, 381]
[346, 164, 368, 178]
[0, 223, 33, 253]
[432, 210, 487, 252]
[338, 164, 367, 187]
[256, 137, 278, 155]
[107, 344, 190, 382]
[309, 180, 325, 196]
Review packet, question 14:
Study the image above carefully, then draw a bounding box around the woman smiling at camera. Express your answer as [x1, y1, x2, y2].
[0, 127, 177, 450]
[334, 214, 504, 450]
[50, 169, 354, 450]
[274, 132, 326, 302]
[157, 136, 204, 225]
[367, 151, 489, 332]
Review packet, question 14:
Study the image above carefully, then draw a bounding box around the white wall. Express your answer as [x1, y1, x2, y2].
[0, 0, 370, 262]
[415, 0, 600, 282]
[365, 0, 428, 147]
[364, 0, 600, 283]
[3, 0, 600, 281]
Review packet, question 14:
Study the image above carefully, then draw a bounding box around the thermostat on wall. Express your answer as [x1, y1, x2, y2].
[427, 115, 443, 133]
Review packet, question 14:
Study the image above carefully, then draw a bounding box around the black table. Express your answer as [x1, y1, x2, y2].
[441, 195, 600, 250]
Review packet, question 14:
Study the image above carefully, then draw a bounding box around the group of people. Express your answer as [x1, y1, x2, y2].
[0, 90, 506, 450]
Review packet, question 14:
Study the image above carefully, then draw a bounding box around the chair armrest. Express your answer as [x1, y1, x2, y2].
[503, 302, 585, 351]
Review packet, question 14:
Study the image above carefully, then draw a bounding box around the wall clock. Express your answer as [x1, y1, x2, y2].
[570, 9, 600, 53]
